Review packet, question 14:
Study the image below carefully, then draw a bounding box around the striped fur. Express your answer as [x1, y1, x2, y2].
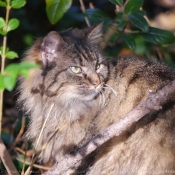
[18, 25, 175, 175]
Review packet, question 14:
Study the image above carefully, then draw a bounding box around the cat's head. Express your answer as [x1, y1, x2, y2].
[32, 24, 109, 102]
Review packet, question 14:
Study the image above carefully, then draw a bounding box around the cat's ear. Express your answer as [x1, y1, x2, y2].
[40, 31, 65, 68]
[86, 23, 103, 44]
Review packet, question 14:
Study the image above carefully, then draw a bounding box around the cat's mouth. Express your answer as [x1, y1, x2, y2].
[79, 82, 104, 101]
[94, 82, 104, 93]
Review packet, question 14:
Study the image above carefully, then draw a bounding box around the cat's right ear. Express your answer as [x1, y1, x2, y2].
[40, 31, 65, 68]
[86, 23, 103, 44]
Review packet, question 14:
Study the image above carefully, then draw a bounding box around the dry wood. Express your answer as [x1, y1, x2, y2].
[0, 138, 19, 175]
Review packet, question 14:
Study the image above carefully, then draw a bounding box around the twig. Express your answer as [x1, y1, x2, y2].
[89, 2, 94, 9]
[79, 0, 91, 27]
[24, 119, 67, 175]
[10, 116, 26, 151]
[43, 79, 175, 175]
[24, 103, 54, 175]
[21, 143, 28, 175]
[14, 147, 33, 157]
[0, 0, 11, 136]
[100, 23, 118, 48]
[24, 104, 67, 175]
[16, 116, 26, 142]
[35, 104, 54, 149]
[16, 157, 50, 171]
[10, 118, 19, 144]
[0, 138, 19, 175]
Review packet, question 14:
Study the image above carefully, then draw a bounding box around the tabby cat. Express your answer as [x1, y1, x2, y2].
[19, 24, 175, 175]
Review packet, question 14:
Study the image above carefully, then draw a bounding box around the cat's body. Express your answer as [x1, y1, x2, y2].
[19, 24, 175, 175]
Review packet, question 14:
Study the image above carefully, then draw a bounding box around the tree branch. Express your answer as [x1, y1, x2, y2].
[79, 0, 91, 27]
[0, 138, 20, 175]
[43, 79, 175, 175]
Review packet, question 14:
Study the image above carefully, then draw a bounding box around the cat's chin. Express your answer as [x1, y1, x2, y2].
[81, 85, 103, 101]
[82, 90, 101, 101]
[81, 93, 99, 101]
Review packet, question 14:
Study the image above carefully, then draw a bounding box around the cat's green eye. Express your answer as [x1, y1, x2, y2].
[70, 66, 82, 74]
[96, 64, 100, 70]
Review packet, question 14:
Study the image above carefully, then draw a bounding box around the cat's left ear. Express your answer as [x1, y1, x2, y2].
[85, 23, 103, 44]
[40, 31, 65, 68]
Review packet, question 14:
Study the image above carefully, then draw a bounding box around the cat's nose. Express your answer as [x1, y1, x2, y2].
[92, 79, 101, 87]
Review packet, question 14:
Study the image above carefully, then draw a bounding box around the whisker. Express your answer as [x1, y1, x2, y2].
[55, 99, 72, 119]
[104, 84, 118, 97]
[98, 92, 102, 108]
[100, 90, 106, 107]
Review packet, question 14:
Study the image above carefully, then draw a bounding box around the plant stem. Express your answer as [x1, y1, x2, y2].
[0, 0, 11, 135]
[79, 0, 91, 27]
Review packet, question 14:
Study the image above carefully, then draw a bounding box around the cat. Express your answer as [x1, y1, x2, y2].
[18, 24, 175, 175]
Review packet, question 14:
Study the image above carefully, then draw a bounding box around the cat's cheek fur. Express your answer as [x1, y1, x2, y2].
[97, 64, 109, 82]
[62, 85, 101, 102]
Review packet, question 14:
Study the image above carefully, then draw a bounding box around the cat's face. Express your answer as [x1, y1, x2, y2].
[35, 24, 108, 102]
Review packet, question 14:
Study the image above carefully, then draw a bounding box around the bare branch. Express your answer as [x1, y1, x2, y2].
[0, 138, 20, 175]
[16, 157, 50, 171]
[79, 0, 91, 27]
[10, 116, 26, 151]
[43, 79, 175, 175]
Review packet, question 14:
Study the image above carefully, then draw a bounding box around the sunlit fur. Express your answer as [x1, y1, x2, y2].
[18, 25, 175, 174]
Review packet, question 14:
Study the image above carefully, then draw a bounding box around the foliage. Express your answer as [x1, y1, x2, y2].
[0, 0, 39, 91]
[85, 0, 175, 54]
[45, 0, 72, 24]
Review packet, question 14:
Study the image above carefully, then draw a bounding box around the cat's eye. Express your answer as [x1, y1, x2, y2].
[70, 66, 82, 74]
[96, 64, 100, 70]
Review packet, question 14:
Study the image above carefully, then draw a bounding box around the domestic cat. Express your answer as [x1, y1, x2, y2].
[18, 24, 175, 175]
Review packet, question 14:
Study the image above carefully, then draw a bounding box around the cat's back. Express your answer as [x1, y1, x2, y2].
[86, 57, 175, 175]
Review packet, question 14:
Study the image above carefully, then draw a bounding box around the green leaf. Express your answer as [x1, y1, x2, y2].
[11, 0, 26, 9]
[124, 0, 144, 14]
[19, 62, 39, 77]
[16, 154, 26, 170]
[19, 62, 39, 70]
[0, 46, 2, 56]
[86, 8, 107, 19]
[6, 47, 9, 52]
[5, 63, 19, 73]
[109, 0, 123, 6]
[85, 8, 112, 24]
[6, 51, 18, 59]
[118, 19, 126, 31]
[117, 11, 126, 31]
[2, 131, 12, 145]
[0, 1, 6, 7]
[19, 69, 29, 77]
[140, 27, 175, 45]
[23, 34, 34, 46]
[109, 32, 121, 43]
[135, 10, 146, 16]
[5, 62, 39, 79]
[4, 75, 17, 91]
[0, 75, 5, 90]
[0, 17, 5, 29]
[7, 18, 20, 32]
[46, 0, 72, 25]
[124, 34, 136, 50]
[128, 12, 148, 32]
[134, 35, 148, 55]
[0, 29, 7, 36]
